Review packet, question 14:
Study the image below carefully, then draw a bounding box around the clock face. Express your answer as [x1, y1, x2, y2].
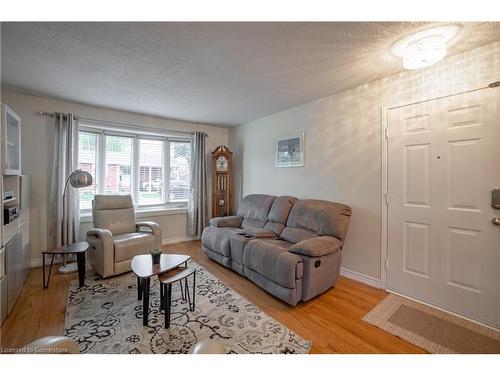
[216, 156, 228, 172]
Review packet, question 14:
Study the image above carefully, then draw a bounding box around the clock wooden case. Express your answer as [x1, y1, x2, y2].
[211, 145, 233, 218]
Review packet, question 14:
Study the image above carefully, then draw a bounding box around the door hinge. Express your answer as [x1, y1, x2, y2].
[384, 192, 389, 204]
[384, 127, 389, 139]
[385, 258, 389, 269]
[488, 81, 500, 88]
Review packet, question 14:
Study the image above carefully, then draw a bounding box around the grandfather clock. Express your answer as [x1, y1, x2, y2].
[211, 145, 233, 218]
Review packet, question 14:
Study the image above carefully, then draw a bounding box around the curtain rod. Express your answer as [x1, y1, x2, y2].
[38, 111, 208, 138]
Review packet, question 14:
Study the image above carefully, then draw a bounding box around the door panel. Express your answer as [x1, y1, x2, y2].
[405, 144, 431, 206]
[448, 139, 481, 210]
[447, 227, 481, 292]
[404, 222, 431, 277]
[387, 88, 499, 328]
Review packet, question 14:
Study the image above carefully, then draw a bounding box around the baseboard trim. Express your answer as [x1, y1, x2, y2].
[161, 236, 197, 245]
[30, 258, 46, 268]
[340, 267, 381, 289]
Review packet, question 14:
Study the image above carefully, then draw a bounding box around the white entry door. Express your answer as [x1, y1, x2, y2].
[387, 87, 499, 328]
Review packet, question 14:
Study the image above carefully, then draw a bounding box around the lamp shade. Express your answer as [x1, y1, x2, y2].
[69, 170, 93, 188]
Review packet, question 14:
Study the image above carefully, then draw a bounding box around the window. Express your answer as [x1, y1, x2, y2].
[170, 141, 191, 202]
[139, 138, 164, 206]
[104, 135, 133, 195]
[77, 127, 191, 212]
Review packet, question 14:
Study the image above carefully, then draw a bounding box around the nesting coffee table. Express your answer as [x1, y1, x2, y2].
[131, 254, 190, 326]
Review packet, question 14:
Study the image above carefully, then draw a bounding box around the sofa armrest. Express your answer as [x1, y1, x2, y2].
[289, 236, 341, 257]
[209, 215, 242, 228]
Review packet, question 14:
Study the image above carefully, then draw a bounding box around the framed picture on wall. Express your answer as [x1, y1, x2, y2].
[275, 132, 304, 168]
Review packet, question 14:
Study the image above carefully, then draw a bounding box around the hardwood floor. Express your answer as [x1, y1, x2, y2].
[0, 240, 425, 353]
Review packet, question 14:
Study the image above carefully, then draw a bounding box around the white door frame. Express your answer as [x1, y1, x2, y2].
[380, 79, 499, 289]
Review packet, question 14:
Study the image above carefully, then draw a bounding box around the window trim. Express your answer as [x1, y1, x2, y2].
[77, 124, 191, 216]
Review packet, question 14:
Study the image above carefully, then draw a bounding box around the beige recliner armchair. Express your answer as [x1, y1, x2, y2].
[87, 195, 162, 278]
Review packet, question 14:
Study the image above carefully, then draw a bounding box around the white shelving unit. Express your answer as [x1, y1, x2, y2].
[0, 104, 30, 326]
[2, 104, 22, 176]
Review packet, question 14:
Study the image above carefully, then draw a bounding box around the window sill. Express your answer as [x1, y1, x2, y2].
[79, 206, 188, 224]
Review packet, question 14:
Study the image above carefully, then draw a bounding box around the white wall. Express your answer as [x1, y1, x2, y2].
[0, 91, 228, 266]
[229, 41, 500, 281]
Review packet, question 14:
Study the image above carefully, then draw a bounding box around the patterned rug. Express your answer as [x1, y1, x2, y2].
[64, 260, 311, 354]
[363, 294, 500, 353]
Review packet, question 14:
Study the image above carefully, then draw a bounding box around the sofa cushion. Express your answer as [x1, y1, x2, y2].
[284, 199, 352, 244]
[237, 194, 276, 229]
[113, 232, 157, 263]
[92, 195, 136, 235]
[264, 196, 297, 235]
[201, 226, 243, 257]
[242, 239, 303, 289]
[280, 227, 318, 244]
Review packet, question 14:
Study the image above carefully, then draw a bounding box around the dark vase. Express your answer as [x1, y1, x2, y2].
[151, 253, 161, 264]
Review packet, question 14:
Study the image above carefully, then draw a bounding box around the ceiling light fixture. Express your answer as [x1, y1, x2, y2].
[392, 25, 459, 70]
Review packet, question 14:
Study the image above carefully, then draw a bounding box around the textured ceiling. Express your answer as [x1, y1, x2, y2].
[1, 22, 499, 126]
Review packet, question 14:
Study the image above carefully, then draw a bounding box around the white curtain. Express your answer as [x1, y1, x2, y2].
[48, 113, 80, 249]
[187, 131, 208, 238]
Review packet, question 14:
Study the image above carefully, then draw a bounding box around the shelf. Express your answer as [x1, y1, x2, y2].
[2, 198, 16, 204]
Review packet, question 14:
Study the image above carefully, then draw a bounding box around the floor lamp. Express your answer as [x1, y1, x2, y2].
[59, 169, 93, 273]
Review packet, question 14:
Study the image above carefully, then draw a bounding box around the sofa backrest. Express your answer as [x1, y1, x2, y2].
[237, 194, 276, 229]
[264, 196, 297, 235]
[280, 199, 352, 245]
[92, 194, 137, 235]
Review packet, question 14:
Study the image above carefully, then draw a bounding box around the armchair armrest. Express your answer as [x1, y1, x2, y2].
[209, 215, 242, 228]
[289, 236, 341, 257]
[136, 221, 161, 235]
[87, 228, 113, 242]
[136, 221, 162, 248]
[86, 228, 114, 278]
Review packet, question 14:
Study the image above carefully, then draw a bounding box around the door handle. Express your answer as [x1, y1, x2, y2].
[492, 217, 500, 226]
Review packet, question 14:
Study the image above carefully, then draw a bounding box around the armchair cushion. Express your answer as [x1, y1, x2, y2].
[289, 236, 342, 257]
[209, 215, 242, 228]
[92, 195, 136, 235]
[113, 232, 158, 263]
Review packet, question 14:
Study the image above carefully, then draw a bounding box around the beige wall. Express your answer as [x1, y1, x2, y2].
[0, 91, 229, 266]
[229, 41, 500, 281]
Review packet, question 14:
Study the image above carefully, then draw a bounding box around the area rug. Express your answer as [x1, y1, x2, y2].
[362, 294, 500, 353]
[64, 260, 311, 354]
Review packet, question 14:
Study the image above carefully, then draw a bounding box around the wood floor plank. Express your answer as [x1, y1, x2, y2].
[0, 240, 426, 353]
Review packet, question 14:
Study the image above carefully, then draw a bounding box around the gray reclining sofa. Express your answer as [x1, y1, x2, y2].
[201, 194, 352, 305]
